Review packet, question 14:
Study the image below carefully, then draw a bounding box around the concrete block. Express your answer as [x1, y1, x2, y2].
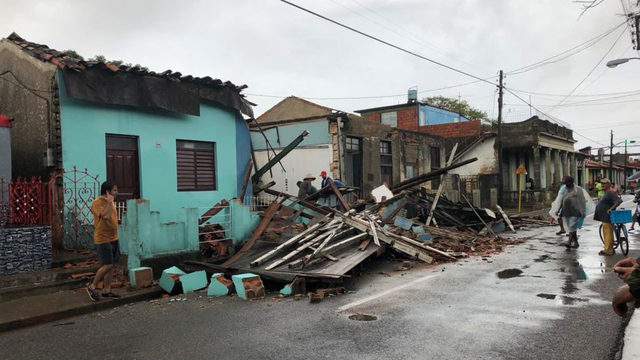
[394, 216, 413, 231]
[159, 266, 186, 294]
[207, 273, 234, 297]
[180, 270, 208, 293]
[130, 267, 153, 289]
[232, 273, 265, 300]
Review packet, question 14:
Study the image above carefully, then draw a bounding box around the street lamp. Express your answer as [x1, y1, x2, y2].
[606, 57, 640, 68]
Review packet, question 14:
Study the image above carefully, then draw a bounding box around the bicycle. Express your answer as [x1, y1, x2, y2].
[599, 209, 632, 255]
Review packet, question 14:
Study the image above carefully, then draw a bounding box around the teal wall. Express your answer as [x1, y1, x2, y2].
[250, 119, 330, 150]
[57, 73, 243, 222]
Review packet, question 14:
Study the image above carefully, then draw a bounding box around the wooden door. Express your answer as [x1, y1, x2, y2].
[106, 134, 140, 203]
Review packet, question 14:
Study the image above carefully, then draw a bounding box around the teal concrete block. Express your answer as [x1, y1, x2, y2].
[411, 225, 426, 235]
[394, 216, 413, 230]
[180, 270, 208, 293]
[159, 266, 186, 294]
[232, 273, 264, 300]
[280, 284, 293, 297]
[417, 233, 433, 243]
[207, 273, 233, 297]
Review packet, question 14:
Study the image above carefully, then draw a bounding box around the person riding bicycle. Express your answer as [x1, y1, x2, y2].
[594, 180, 622, 256]
[629, 191, 640, 231]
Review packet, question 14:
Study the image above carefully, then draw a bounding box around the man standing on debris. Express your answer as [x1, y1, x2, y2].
[594, 179, 622, 256]
[549, 176, 590, 249]
[318, 170, 338, 208]
[297, 174, 317, 199]
[86, 181, 121, 301]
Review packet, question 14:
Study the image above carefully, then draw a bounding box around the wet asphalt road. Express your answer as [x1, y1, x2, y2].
[1, 198, 639, 360]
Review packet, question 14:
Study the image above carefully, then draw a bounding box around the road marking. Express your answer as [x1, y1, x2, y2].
[338, 274, 439, 312]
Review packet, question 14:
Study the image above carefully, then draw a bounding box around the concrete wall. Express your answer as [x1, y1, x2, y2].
[450, 137, 497, 177]
[419, 104, 467, 125]
[0, 40, 56, 178]
[253, 146, 333, 195]
[0, 127, 10, 184]
[0, 226, 52, 275]
[58, 74, 247, 222]
[250, 118, 330, 150]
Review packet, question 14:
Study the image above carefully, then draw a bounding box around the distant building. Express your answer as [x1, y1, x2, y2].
[251, 96, 447, 196]
[449, 116, 586, 208]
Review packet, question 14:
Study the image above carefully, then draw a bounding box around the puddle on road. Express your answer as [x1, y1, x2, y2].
[496, 269, 523, 279]
[349, 314, 377, 321]
[536, 293, 589, 305]
[537, 293, 557, 300]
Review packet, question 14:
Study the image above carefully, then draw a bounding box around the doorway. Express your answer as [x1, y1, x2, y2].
[106, 134, 140, 203]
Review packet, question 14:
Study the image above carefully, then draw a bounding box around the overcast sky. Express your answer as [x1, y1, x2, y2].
[3, 0, 639, 150]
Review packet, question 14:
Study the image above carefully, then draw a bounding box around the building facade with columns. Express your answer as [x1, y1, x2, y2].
[450, 116, 585, 209]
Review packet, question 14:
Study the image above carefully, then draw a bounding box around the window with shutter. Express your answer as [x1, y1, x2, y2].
[176, 140, 216, 191]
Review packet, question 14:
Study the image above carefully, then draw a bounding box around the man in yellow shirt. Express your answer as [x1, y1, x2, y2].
[86, 182, 120, 301]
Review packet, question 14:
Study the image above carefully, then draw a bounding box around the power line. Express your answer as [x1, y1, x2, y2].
[278, 0, 497, 87]
[550, 24, 628, 110]
[506, 21, 627, 75]
[245, 77, 494, 101]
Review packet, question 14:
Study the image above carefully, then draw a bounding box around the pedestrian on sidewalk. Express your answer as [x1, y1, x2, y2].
[612, 257, 640, 316]
[86, 181, 121, 302]
[549, 176, 590, 248]
[595, 177, 605, 200]
[594, 180, 622, 256]
[629, 191, 640, 231]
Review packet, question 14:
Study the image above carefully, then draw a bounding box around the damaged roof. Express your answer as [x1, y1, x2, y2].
[256, 96, 336, 124]
[4, 32, 254, 117]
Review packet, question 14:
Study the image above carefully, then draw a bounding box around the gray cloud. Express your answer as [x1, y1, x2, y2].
[2, 0, 638, 148]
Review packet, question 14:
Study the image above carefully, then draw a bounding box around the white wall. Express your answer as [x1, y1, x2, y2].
[254, 145, 333, 195]
[450, 137, 497, 177]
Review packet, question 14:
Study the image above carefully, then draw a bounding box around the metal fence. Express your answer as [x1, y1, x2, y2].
[0, 177, 52, 228]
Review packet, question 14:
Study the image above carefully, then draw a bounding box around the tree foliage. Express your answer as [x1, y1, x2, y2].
[88, 55, 148, 71]
[422, 96, 489, 121]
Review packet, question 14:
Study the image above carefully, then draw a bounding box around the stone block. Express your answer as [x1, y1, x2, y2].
[207, 273, 234, 297]
[232, 273, 265, 300]
[159, 266, 186, 294]
[394, 216, 413, 231]
[180, 270, 208, 293]
[129, 267, 153, 289]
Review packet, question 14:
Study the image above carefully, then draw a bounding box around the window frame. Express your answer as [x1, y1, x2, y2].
[176, 139, 217, 192]
[381, 111, 398, 127]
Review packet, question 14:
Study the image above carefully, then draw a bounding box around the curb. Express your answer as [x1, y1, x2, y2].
[621, 309, 640, 360]
[0, 287, 162, 333]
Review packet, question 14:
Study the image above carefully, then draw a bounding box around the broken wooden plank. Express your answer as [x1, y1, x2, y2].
[222, 199, 283, 267]
[329, 178, 351, 211]
[460, 192, 498, 239]
[496, 205, 516, 233]
[239, 158, 253, 203]
[368, 219, 380, 247]
[250, 217, 330, 267]
[426, 143, 458, 226]
[265, 232, 331, 270]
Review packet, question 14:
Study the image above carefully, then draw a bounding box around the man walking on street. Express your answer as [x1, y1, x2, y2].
[86, 181, 121, 301]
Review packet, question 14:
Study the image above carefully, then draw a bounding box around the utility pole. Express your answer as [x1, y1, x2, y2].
[609, 130, 614, 181]
[497, 70, 504, 206]
[625, 139, 628, 191]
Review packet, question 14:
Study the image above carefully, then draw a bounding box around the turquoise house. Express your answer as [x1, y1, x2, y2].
[0, 33, 259, 250]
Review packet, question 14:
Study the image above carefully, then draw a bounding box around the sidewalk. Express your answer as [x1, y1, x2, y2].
[622, 310, 640, 359]
[0, 285, 162, 332]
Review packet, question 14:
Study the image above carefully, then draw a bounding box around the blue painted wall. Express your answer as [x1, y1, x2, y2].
[250, 119, 330, 150]
[235, 117, 253, 202]
[418, 104, 469, 126]
[57, 73, 248, 222]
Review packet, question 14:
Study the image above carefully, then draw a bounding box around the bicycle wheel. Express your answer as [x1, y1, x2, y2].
[599, 224, 604, 244]
[619, 224, 629, 255]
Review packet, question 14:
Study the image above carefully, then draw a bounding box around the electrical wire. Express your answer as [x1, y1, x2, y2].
[278, 0, 497, 87]
[245, 77, 494, 101]
[506, 21, 627, 75]
[549, 24, 628, 110]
